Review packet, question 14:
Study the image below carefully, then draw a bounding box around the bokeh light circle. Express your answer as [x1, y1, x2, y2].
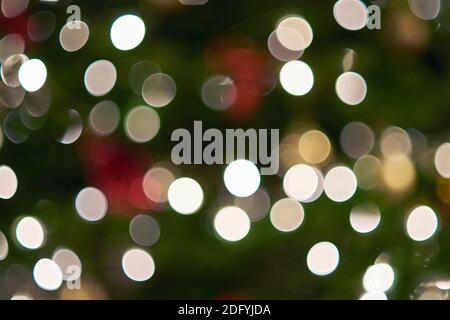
[168, 177, 204, 215]
[125, 106, 160, 143]
[435, 143, 450, 178]
[276, 16, 313, 51]
[224, 160, 261, 198]
[60, 21, 90, 52]
[283, 164, 321, 202]
[122, 248, 155, 282]
[16, 217, 45, 250]
[33, 258, 63, 291]
[279, 60, 314, 96]
[52, 248, 82, 281]
[335, 72, 367, 105]
[363, 263, 395, 293]
[307, 242, 340, 276]
[129, 215, 160, 246]
[89, 100, 120, 136]
[75, 187, 108, 222]
[333, 0, 368, 31]
[214, 206, 251, 242]
[270, 198, 305, 232]
[324, 166, 357, 202]
[1, 54, 28, 88]
[350, 204, 381, 234]
[0, 165, 18, 199]
[142, 73, 176, 108]
[406, 206, 438, 241]
[201, 75, 237, 111]
[111, 15, 146, 51]
[18, 59, 47, 92]
[84, 60, 117, 96]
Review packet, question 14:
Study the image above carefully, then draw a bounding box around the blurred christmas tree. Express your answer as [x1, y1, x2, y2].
[0, 0, 449, 300]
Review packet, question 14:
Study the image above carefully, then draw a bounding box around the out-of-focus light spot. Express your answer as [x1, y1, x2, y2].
[435, 143, 450, 178]
[408, 128, 428, 158]
[270, 198, 304, 232]
[406, 205, 438, 241]
[15, 217, 45, 250]
[89, 101, 120, 136]
[59, 21, 90, 52]
[335, 72, 367, 105]
[0, 34, 25, 63]
[1, 0, 29, 19]
[129, 61, 161, 95]
[437, 178, 450, 204]
[307, 242, 340, 276]
[298, 130, 331, 164]
[279, 60, 314, 96]
[0, 82, 25, 109]
[224, 160, 260, 198]
[408, 0, 441, 20]
[52, 248, 82, 281]
[359, 292, 388, 300]
[0, 231, 8, 260]
[382, 156, 415, 193]
[11, 294, 33, 300]
[143, 167, 175, 203]
[110, 15, 145, 51]
[23, 85, 51, 117]
[417, 288, 446, 300]
[342, 48, 356, 72]
[3, 109, 29, 143]
[56, 109, 83, 145]
[214, 206, 251, 242]
[333, 0, 368, 31]
[1, 54, 28, 88]
[350, 204, 381, 234]
[436, 279, 450, 290]
[340, 122, 374, 159]
[18, 59, 47, 92]
[84, 60, 117, 96]
[324, 166, 357, 202]
[234, 188, 271, 222]
[168, 177, 204, 215]
[129, 215, 160, 246]
[142, 73, 176, 108]
[33, 258, 63, 291]
[380, 127, 412, 161]
[20, 107, 46, 131]
[122, 248, 155, 282]
[280, 134, 303, 171]
[201, 75, 237, 111]
[124, 106, 160, 143]
[283, 164, 323, 202]
[75, 187, 108, 222]
[276, 16, 313, 51]
[27, 11, 56, 42]
[267, 30, 303, 62]
[363, 263, 395, 293]
[0, 165, 18, 199]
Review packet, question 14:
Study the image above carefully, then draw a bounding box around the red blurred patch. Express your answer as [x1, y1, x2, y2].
[0, 14, 31, 40]
[78, 135, 155, 217]
[204, 37, 272, 123]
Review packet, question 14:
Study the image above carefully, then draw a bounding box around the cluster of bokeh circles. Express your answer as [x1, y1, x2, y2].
[0, 0, 449, 300]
